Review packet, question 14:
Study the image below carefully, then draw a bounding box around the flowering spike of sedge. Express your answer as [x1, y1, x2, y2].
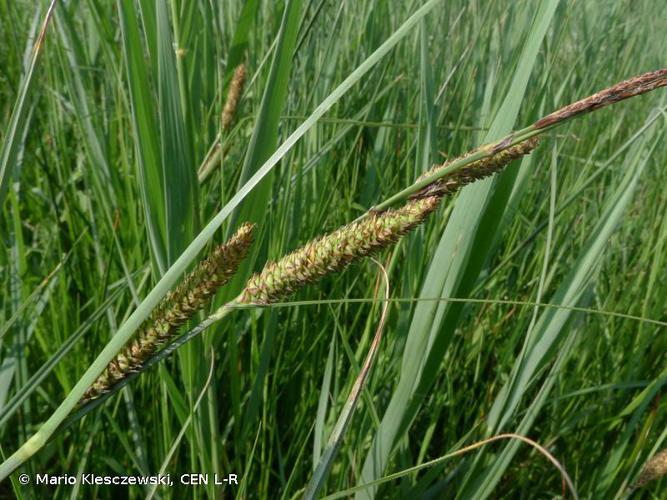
[410, 137, 540, 199]
[534, 68, 667, 129]
[83, 223, 255, 401]
[238, 137, 541, 306]
[222, 64, 247, 131]
[633, 448, 667, 490]
[239, 197, 441, 305]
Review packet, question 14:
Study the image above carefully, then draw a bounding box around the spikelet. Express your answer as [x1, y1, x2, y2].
[239, 197, 440, 305]
[633, 448, 667, 489]
[222, 64, 247, 131]
[83, 223, 255, 401]
[534, 68, 667, 129]
[410, 137, 540, 199]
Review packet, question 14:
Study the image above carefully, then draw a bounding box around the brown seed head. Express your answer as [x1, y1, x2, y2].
[633, 448, 667, 489]
[239, 197, 441, 305]
[222, 64, 247, 131]
[534, 68, 667, 129]
[411, 136, 540, 199]
[83, 223, 255, 401]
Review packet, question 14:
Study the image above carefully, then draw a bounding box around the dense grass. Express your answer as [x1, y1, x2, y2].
[1, 0, 666, 498]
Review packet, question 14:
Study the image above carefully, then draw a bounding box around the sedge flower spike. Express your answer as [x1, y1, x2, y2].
[633, 448, 667, 490]
[534, 68, 667, 129]
[83, 223, 255, 401]
[238, 137, 541, 305]
[411, 137, 539, 199]
[222, 64, 247, 131]
[239, 197, 441, 305]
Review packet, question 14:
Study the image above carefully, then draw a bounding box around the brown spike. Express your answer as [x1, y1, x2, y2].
[239, 197, 440, 305]
[534, 69, 667, 129]
[82, 223, 255, 402]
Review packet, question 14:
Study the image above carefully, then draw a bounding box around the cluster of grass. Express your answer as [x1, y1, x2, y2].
[0, 0, 666, 498]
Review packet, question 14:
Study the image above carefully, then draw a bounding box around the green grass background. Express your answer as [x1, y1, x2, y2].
[0, 0, 666, 497]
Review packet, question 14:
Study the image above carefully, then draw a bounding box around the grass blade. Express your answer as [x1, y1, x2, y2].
[117, 0, 167, 273]
[356, 3, 561, 496]
[155, 0, 198, 264]
[305, 260, 390, 499]
[463, 120, 659, 499]
[0, 0, 56, 210]
[223, 0, 304, 298]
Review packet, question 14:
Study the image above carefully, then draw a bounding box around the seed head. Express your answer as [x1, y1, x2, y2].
[534, 68, 667, 129]
[222, 64, 247, 131]
[633, 448, 667, 489]
[411, 137, 539, 199]
[239, 197, 440, 305]
[83, 223, 255, 401]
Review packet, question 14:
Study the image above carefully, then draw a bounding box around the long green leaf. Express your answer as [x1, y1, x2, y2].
[464, 126, 657, 498]
[225, 0, 260, 84]
[117, 0, 167, 273]
[223, 0, 304, 300]
[0, 0, 56, 211]
[155, 0, 198, 264]
[356, 2, 561, 497]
